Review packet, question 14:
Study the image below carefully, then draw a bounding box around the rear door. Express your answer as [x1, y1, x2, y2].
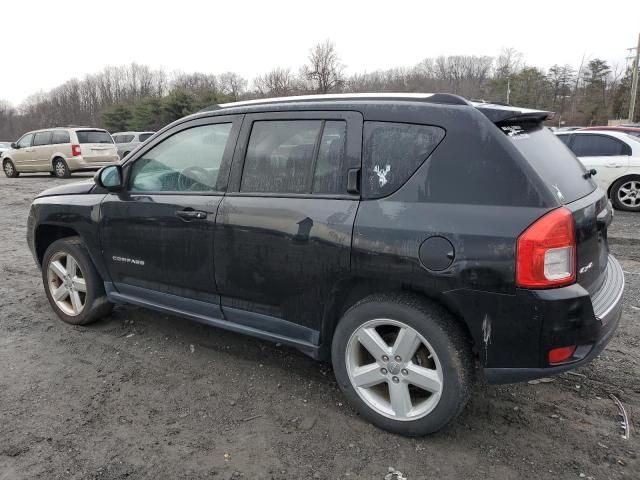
[214, 111, 362, 335]
[568, 133, 631, 192]
[75, 129, 119, 163]
[32, 131, 53, 169]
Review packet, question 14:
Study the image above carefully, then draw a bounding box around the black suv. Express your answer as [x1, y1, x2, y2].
[27, 94, 624, 436]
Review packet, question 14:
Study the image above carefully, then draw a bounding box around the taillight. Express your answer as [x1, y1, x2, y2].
[548, 345, 577, 364]
[516, 207, 576, 288]
[71, 144, 81, 156]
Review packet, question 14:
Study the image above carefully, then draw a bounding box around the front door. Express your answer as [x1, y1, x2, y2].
[100, 115, 242, 312]
[12, 133, 35, 170]
[214, 111, 362, 335]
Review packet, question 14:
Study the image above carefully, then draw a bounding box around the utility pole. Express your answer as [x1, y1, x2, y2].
[630, 32, 640, 124]
[506, 77, 511, 104]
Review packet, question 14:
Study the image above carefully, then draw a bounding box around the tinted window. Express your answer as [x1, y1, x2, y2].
[121, 135, 135, 143]
[130, 123, 232, 192]
[112, 135, 123, 143]
[363, 122, 445, 198]
[51, 130, 70, 144]
[139, 133, 153, 142]
[571, 134, 629, 156]
[312, 121, 347, 194]
[556, 134, 571, 145]
[76, 130, 113, 144]
[33, 131, 52, 146]
[241, 120, 320, 194]
[17, 133, 34, 148]
[507, 124, 595, 203]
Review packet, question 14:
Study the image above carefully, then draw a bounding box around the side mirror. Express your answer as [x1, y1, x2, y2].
[95, 165, 123, 191]
[11, 142, 18, 149]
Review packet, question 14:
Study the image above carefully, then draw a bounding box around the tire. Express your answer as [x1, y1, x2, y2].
[42, 237, 112, 325]
[53, 158, 71, 178]
[331, 293, 474, 436]
[610, 177, 640, 212]
[3, 159, 19, 178]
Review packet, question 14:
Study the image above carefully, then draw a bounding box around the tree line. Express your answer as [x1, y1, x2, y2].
[1, 41, 638, 140]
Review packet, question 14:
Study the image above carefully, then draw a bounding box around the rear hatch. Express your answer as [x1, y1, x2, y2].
[76, 130, 117, 162]
[476, 104, 610, 296]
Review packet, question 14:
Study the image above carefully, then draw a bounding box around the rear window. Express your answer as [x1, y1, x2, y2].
[139, 133, 153, 142]
[76, 130, 113, 144]
[504, 124, 596, 203]
[363, 121, 445, 199]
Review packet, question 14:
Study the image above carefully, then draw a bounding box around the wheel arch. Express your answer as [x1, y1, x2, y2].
[320, 278, 475, 361]
[607, 173, 640, 198]
[34, 224, 80, 266]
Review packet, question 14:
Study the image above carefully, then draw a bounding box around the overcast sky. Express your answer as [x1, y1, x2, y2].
[1, 0, 639, 106]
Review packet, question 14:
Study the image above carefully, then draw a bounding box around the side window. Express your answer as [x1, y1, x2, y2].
[241, 120, 320, 194]
[138, 133, 153, 142]
[129, 123, 233, 192]
[312, 121, 347, 194]
[17, 133, 34, 148]
[556, 134, 571, 146]
[122, 135, 135, 143]
[51, 131, 71, 144]
[571, 134, 628, 156]
[32, 131, 52, 146]
[112, 135, 123, 143]
[363, 121, 445, 198]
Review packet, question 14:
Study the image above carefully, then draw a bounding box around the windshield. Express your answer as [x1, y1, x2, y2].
[76, 130, 114, 144]
[502, 123, 596, 204]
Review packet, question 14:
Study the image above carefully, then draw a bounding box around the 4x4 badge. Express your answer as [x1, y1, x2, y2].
[579, 262, 593, 274]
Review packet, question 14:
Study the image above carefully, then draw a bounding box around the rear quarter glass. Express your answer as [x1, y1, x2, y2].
[504, 124, 596, 204]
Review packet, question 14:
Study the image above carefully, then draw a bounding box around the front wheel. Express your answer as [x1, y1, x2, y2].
[3, 159, 19, 177]
[42, 237, 112, 325]
[331, 293, 474, 436]
[611, 177, 640, 212]
[53, 158, 71, 178]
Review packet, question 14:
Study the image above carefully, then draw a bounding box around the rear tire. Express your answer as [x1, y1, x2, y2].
[611, 177, 640, 212]
[42, 237, 112, 325]
[53, 158, 71, 178]
[3, 159, 19, 178]
[331, 293, 474, 436]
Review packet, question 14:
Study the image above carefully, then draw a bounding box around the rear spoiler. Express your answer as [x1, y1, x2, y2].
[471, 101, 553, 124]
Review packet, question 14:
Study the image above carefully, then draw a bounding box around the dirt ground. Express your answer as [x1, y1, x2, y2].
[0, 173, 638, 480]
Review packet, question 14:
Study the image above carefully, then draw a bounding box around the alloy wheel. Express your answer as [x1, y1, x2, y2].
[55, 161, 66, 178]
[47, 252, 87, 316]
[345, 319, 443, 421]
[4, 162, 13, 176]
[618, 180, 640, 208]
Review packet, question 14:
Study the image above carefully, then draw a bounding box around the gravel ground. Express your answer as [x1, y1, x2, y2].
[0, 174, 639, 480]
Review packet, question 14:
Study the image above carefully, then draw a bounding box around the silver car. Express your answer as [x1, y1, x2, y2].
[112, 131, 155, 159]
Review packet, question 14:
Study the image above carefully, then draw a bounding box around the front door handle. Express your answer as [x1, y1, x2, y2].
[176, 210, 207, 221]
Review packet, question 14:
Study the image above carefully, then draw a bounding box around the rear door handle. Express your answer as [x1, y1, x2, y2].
[605, 163, 622, 168]
[176, 210, 207, 221]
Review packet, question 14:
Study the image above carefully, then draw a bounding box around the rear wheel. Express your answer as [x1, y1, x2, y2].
[42, 237, 112, 325]
[53, 158, 71, 178]
[611, 177, 640, 212]
[3, 159, 19, 178]
[331, 293, 474, 436]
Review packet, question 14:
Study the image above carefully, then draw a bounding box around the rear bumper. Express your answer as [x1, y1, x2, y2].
[484, 255, 624, 384]
[67, 156, 119, 171]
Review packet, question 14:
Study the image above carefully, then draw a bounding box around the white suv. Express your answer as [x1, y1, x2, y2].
[556, 130, 640, 211]
[2, 127, 119, 178]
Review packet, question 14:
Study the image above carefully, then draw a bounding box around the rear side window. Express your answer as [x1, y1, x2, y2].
[32, 131, 52, 146]
[51, 131, 70, 144]
[139, 133, 153, 142]
[76, 130, 114, 144]
[363, 122, 445, 199]
[241, 120, 348, 195]
[570, 134, 630, 156]
[506, 124, 595, 203]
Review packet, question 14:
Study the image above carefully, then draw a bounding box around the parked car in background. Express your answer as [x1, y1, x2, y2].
[112, 131, 155, 158]
[556, 130, 640, 211]
[0, 142, 12, 157]
[579, 125, 640, 137]
[2, 127, 119, 178]
[28, 94, 623, 436]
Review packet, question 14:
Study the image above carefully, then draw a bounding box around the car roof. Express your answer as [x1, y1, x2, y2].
[580, 126, 640, 132]
[27, 127, 108, 134]
[195, 93, 552, 124]
[113, 131, 154, 135]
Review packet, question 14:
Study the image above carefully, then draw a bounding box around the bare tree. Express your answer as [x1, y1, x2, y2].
[219, 72, 248, 100]
[303, 40, 345, 94]
[253, 68, 300, 97]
